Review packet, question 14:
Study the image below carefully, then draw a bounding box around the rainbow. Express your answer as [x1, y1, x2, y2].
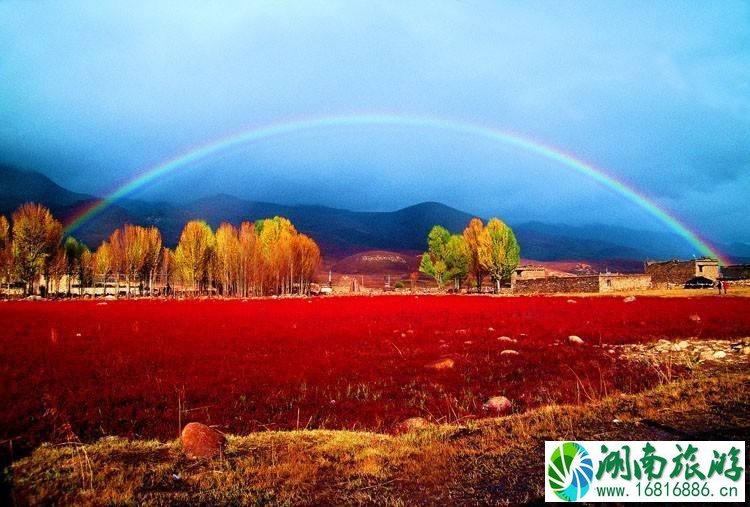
[64, 113, 728, 264]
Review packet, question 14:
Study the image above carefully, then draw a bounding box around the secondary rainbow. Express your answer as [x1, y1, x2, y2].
[64, 113, 728, 264]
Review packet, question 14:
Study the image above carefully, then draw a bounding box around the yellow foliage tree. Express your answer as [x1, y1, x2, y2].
[463, 217, 487, 291]
[175, 220, 216, 295]
[477, 218, 520, 292]
[11, 203, 62, 294]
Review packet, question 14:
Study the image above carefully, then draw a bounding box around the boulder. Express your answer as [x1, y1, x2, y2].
[395, 417, 430, 433]
[670, 340, 690, 352]
[500, 349, 520, 356]
[700, 350, 715, 362]
[568, 335, 585, 345]
[181, 422, 226, 459]
[483, 396, 512, 414]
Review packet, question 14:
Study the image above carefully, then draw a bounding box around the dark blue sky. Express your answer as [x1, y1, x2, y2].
[1, 1, 748, 243]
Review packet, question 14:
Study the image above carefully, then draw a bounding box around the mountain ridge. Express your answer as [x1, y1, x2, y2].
[1, 165, 745, 262]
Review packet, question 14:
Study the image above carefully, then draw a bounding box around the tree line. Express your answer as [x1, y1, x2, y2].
[0, 203, 321, 297]
[419, 217, 520, 292]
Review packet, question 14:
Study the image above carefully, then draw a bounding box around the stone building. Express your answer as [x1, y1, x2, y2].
[511, 265, 547, 282]
[644, 258, 719, 288]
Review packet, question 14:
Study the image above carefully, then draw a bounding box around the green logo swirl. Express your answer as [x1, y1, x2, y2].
[547, 442, 594, 501]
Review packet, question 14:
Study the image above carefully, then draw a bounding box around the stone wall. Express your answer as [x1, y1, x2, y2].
[599, 274, 651, 293]
[645, 260, 698, 287]
[721, 264, 750, 281]
[513, 275, 599, 294]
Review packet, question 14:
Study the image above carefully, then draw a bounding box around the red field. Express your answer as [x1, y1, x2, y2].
[2, 295, 750, 456]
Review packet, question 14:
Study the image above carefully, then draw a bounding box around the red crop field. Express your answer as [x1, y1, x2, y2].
[2, 296, 750, 457]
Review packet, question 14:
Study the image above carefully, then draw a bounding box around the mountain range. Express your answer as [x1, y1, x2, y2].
[1, 164, 747, 263]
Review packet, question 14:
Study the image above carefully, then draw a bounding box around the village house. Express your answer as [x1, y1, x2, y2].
[644, 258, 719, 288]
[511, 265, 548, 282]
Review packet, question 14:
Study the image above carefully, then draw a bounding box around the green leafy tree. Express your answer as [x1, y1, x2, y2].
[444, 234, 470, 289]
[419, 225, 451, 286]
[419, 225, 470, 289]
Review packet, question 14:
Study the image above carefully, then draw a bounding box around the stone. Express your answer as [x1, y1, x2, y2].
[483, 396, 512, 414]
[395, 417, 430, 433]
[427, 358, 455, 370]
[742, 346, 750, 356]
[623, 296, 636, 303]
[500, 349, 519, 356]
[568, 335, 585, 345]
[689, 314, 701, 323]
[181, 422, 226, 459]
[700, 351, 715, 361]
[497, 336, 516, 343]
[567, 299, 577, 304]
[712, 350, 727, 359]
[670, 340, 690, 352]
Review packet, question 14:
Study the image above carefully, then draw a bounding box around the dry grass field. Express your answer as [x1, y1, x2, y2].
[9, 360, 748, 505]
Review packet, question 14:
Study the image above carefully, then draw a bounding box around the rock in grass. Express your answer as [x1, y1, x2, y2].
[181, 422, 225, 459]
[700, 350, 715, 362]
[568, 335, 585, 345]
[712, 350, 727, 359]
[497, 336, 516, 343]
[743, 346, 750, 356]
[623, 296, 636, 303]
[426, 358, 455, 370]
[395, 417, 430, 433]
[689, 314, 701, 323]
[500, 349, 519, 356]
[483, 396, 512, 414]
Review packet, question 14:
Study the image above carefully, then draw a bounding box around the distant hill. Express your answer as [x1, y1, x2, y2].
[332, 250, 422, 274]
[1, 164, 745, 263]
[0, 164, 91, 210]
